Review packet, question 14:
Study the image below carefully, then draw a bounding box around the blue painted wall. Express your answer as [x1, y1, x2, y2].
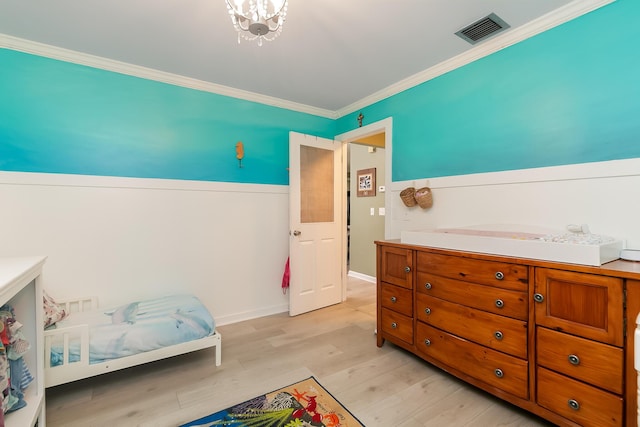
[337, 0, 640, 181]
[2, 0, 638, 185]
[0, 49, 335, 185]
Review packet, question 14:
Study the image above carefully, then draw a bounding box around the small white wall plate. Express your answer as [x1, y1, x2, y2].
[620, 249, 640, 262]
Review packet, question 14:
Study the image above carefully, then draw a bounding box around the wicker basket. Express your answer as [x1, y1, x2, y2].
[414, 187, 433, 209]
[399, 187, 417, 207]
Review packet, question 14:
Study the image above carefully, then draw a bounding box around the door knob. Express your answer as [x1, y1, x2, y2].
[293, 230, 301, 236]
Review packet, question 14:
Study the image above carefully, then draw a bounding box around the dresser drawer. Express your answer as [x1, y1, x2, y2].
[536, 327, 623, 394]
[417, 251, 528, 291]
[537, 367, 623, 427]
[417, 272, 527, 320]
[416, 322, 528, 399]
[380, 282, 412, 316]
[380, 307, 413, 345]
[417, 293, 527, 359]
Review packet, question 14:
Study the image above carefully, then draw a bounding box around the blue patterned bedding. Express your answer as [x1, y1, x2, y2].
[49, 294, 215, 366]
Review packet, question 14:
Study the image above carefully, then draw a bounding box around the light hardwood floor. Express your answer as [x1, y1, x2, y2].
[45, 277, 555, 427]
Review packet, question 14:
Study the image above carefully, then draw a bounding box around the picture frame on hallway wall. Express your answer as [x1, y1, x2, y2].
[357, 168, 376, 197]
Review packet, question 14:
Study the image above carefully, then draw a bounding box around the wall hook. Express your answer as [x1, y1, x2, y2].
[357, 112, 364, 127]
[235, 141, 244, 168]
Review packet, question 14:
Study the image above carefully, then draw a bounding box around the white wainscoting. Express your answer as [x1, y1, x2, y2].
[3, 158, 638, 328]
[0, 172, 290, 325]
[386, 158, 640, 251]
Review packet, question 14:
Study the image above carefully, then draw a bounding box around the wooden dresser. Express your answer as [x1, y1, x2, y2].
[376, 240, 640, 427]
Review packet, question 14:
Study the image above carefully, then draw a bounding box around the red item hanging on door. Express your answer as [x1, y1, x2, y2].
[281, 257, 290, 294]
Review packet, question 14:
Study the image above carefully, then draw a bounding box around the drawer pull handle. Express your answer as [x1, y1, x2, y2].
[494, 369, 504, 378]
[424, 282, 432, 290]
[424, 339, 431, 346]
[568, 399, 580, 411]
[494, 331, 503, 340]
[568, 354, 580, 366]
[495, 271, 504, 280]
[424, 307, 431, 315]
[495, 299, 504, 308]
[534, 293, 544, 303]
[390, 296, 397, 303]
[404, 266, 411, 273]
[391, 322, 397, 329]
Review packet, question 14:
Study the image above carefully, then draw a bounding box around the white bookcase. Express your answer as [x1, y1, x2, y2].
[0, 256, 47, 427]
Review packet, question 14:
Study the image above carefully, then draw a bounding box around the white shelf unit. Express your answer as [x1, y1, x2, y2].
[0, 256, 47, 427]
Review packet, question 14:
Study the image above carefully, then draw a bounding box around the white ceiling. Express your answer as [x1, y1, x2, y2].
[0, 0, 590, 114]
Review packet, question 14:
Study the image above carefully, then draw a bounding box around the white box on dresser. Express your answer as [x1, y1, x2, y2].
[401, 224, 623, 266]
[0, 256, 47, 427]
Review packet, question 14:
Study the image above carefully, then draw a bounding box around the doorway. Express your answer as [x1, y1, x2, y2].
[346, 135, 385, 281]
[336, 117, 393, 288]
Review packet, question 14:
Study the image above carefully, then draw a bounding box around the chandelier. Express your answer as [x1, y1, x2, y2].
[225, 0, 289, 46]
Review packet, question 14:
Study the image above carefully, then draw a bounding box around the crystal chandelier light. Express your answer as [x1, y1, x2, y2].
[225, 0, 288, 46]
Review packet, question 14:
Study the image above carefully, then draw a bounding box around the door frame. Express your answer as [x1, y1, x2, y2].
[335, 117, 393, 299]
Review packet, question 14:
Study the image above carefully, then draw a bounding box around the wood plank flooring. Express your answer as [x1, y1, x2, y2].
[45, 277, 554, 426]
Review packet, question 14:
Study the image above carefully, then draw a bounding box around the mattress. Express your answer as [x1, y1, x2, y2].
[48, 293, 215, 366]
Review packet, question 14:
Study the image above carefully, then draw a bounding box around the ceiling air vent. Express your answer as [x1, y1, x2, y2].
[455, 13, 510, 45]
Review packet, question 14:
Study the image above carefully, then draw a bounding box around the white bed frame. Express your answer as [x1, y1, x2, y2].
[43, 296, 221, 388]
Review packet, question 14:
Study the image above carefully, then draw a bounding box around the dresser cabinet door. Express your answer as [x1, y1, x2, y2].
[378, 245, 413, 289]
[534, 268, 623, 346]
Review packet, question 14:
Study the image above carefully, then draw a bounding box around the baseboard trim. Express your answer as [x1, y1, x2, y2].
[348, 271, 376, 283]
[216, 303, 289, 326]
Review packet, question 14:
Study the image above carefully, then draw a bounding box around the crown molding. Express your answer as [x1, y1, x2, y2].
[0, 33, 337, 119]
[0, 0, 614, 121]
[335, 0, 615, 118]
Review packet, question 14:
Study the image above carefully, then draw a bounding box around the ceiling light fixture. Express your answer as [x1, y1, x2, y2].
[225, 0, 288, 46]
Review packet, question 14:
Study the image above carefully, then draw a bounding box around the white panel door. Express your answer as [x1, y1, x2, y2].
[289, 132, 343, 316]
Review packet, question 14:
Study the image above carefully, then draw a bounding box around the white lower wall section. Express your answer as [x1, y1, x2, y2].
[0, 172, 290, 325]
[386, 158, 640, 250]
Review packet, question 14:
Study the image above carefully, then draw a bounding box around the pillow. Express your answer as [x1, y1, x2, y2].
[43, 291, 68, 328]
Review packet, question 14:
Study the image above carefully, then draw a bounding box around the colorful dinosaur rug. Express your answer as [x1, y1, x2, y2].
[179, 376, 364, 427]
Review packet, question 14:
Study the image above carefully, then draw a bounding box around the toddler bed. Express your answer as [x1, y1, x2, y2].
[43, 293, 221, 388]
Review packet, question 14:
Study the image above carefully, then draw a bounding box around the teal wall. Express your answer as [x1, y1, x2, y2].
[337, 0, 640, 181]
[3, 0, 639, 185]
[0, 49, 335, 185]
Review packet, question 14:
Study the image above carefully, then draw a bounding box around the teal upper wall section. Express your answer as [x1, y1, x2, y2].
[0, 49, 335, 185]
[3, 0, 639, 185]
[336, 0, 640, 181]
